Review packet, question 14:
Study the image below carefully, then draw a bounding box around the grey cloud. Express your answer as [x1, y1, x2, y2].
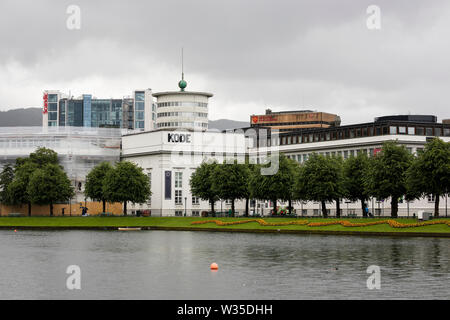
[1, 0, 450, 124]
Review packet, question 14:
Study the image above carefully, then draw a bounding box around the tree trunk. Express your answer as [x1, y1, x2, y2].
[434, 194, 440, 218]
[321, 200, 328, 218]
[210, 199, 215, 215]
[391, 197, 398, 218]
[335, 199, 341, 218]
[288, 199, 292, 215]
[273, 199, 277, 216]
[245, 198, 249, 217]
[50, 202, 53, 217]
[28, 202, 31, 217]
[231, 199, 235, 216]
[102, 199, 106, 213]
[361, 200, 367, 218]
[123, 202, 127, 216]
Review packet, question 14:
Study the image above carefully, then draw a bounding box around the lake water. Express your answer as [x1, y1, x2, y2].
[0, 230, 449, 300]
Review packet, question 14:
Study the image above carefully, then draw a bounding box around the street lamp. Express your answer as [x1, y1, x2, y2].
[184, 197, 187, 217]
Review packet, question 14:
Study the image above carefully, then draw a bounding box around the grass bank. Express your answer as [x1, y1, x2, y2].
[1, 217, 450, 237]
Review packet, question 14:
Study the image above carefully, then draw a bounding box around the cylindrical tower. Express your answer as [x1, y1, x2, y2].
[153, 77, 213, 132]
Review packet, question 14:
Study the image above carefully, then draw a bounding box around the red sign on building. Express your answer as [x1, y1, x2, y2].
[43, 93, 48, 114]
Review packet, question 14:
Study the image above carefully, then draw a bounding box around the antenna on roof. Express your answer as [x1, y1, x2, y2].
[178, 48, 187, 91]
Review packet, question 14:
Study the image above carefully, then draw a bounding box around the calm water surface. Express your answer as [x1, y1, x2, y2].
[0, 230, 449, 299]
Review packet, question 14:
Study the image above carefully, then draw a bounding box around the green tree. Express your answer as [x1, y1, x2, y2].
[212, 161, 250, 216]
[406, 138, 450, 217]
[190, 161, 219, 214]
[7, 147, 60, 216]
[29, 147, 59, 167]
[249, 154, 296, 216]
[27, 163, 74, 216]
[103, 161, 151, 215]
[343, 152, 371, 217]
[300, 153, 343, 217]
[0, 164, 14, 205]
[8, 161, 38, 216]
[85, 162, 114, 213]
[365, 141, 412, 218]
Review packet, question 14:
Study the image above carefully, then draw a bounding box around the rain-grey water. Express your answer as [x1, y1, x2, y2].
[0, 230, 448, 299]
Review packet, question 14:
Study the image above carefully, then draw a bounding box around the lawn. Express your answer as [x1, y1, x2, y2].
[0, 216, 450, 234]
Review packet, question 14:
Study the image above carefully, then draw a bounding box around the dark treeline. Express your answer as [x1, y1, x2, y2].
[190, 139, 450, 218]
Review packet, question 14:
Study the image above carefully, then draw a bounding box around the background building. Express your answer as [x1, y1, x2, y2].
[250, 109, 341, 132]
[42, 89, 156, 131]
[0, 126, 122, 216]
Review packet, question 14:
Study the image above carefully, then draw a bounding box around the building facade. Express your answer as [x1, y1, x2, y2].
[0, 126, 122, 207]
[250, 109, 341, 132]
[42, 89, 157, 132]
[121, 115, 450, 217]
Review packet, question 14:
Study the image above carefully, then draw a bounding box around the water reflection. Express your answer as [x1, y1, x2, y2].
[0, 230, 448, 299]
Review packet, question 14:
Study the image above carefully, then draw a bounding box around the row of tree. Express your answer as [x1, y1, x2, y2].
[190, 139, 450, 218]
[0, 148, 74, 216]
[0, 148, 151, 215]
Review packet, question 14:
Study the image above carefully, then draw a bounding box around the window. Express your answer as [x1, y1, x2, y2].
[427, 194, 435, 202]
[192, 196, 200, 205]
[408, 127, 415, 135]
[390, 126, 397, 134]
[175, 210, 183, 216]
[435, 128, 441, 136]
[444, 128, 450, 137]
[175, 172, 183, 188]
[175, 190, 183, 205]
[426, 128, 433, 136]
[192, 211, 200, 217]
[417, 127, 425, 135]
[398, 127, 406, 134]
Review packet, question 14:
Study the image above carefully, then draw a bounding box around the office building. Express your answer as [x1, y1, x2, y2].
[42, 89, 157, 131]
[250, 109, 341, 132]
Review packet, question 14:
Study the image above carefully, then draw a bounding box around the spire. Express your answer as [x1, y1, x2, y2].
[178, 48, 187, 91]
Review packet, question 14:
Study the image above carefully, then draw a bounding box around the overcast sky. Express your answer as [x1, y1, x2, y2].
[1, 0, 449, 124]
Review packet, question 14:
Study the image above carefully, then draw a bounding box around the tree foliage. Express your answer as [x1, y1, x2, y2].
[298, 153, 344, 217]
[85, 162, 114, 213]
[0, 164, 14, 205]
[343, 152, 371, 216]
[249, 154, 296, 215]
[406, 138, 450, 217]
[103, 161, 151, 215]
[364, 141, 412, 218]
[212, 161, 250, 215]
[27, 163, 74, 216]
[190, 161, 219, 214]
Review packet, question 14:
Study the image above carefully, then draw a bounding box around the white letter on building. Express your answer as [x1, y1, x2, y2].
[66, 5, 81, 30]
[66, 265, 81, 290]
[366, 265, 381, 290]
[366, 5, 381, 30]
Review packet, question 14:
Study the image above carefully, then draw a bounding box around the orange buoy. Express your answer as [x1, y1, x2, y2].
[210, 263, 219, 270]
